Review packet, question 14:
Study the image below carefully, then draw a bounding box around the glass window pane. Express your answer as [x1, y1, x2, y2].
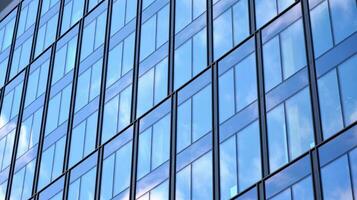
[321, 155, 353, 200]
[329, 0, 357, 43]
[318, 69, 344, 139]
[310, 1, 333, 58]
[338, 55, 357, 125]
[267, 104, 288, 172]
[280, 20, 307, 79]
[285, 88, 314, 159]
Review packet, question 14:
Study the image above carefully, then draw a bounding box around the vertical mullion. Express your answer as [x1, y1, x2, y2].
[301, 0, 323, 144]
[63, 168, 70, 200]
[258, 181, 266, 200]
[255, 31, 270, 177]
[31, 44, 56, 196]
[310, 149, 323, 200]
[212, 62, 220, 200]
[5, 65, 29, 200]
[249, 0, 256, 34]
[131, 0, 143, 122]
[94, 146, 104, 199]
[207, 0, 213, 64]
[169, 92, 177, 200]
[130, 121, 140, 200]
[168, 0, 175, 94]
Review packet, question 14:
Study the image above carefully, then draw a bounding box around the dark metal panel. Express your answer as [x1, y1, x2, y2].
[212, 62, 220, 200]
[249, 0, 256, 34]
[207, 0, 213, 64]
[94, 146, 104, 199]
[129, 121, 140, 200]
[255, 31, 269, 177]
[169, 93, 177, 200]
[168, 0, 175, 94]
[258, 181, 265, 200]
[310, 148, 323, 200]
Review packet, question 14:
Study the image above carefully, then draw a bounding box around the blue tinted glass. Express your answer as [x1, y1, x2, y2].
[140, 16, 156, 60]
[175, 0, 192, 33]
[329, 0, 357, 43]
[150, 181, 169, 199]
[174, 41, 192, 89]
[321, 155, 353, 200]
[38, 137, 66, 190]
[338, 55, 357, 125]
[61, 0, 84, 34]
[35, 13, 59, 57]
[220, 136, 238, 200]
[68, 167, 96, 200]
[10, 160, 36, 200]
[263, 36, 282, 92]
[81, 8, 107, 61]
[350, 148, 357, 196]
[177, 99, 191, 152]
[102, 86, 132, 143]
[101, 129, 133, 200]
[192, 85, 212, 141]
[235, 54, 257, 111]
[255, 0, 277, 28]
[137, 114, 170, 179]
[280, 20, 306, 79]
[0, 9, 17, 51]
[285, 88, 314, 159]
[232, 0, 249, 44]
[151, 115, 170, 169]
[176, 166, 191, 200]
[237, 122, 261, 190]
[137, 69, 154, 117]
[318, 69, 344, 138]
[213, 10, 233, 60]
[114, 142, 132, 195]
[267, 104, 288, 172]
[310, 1, 333, 58]
[88, 0, 101, 11]
[255, 0, 294, 28]
[156, 5, 169, 47]
[219, 69, 235, 123]
[213, 0, 249, 60]
[220, 121, 261, 199]
[137, 128, 151, 179]
[52, 35, 78, 84]
[192, 152, 213, 200]
[292, 177, 314, 200]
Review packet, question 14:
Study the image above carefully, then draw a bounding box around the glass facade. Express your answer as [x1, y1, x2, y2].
[0, 0, 356, 200]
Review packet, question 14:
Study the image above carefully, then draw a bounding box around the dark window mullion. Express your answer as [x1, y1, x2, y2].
[301, 0, 323, 144]
[212, 62, 220, 200]
[255, 30, 270, 178]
